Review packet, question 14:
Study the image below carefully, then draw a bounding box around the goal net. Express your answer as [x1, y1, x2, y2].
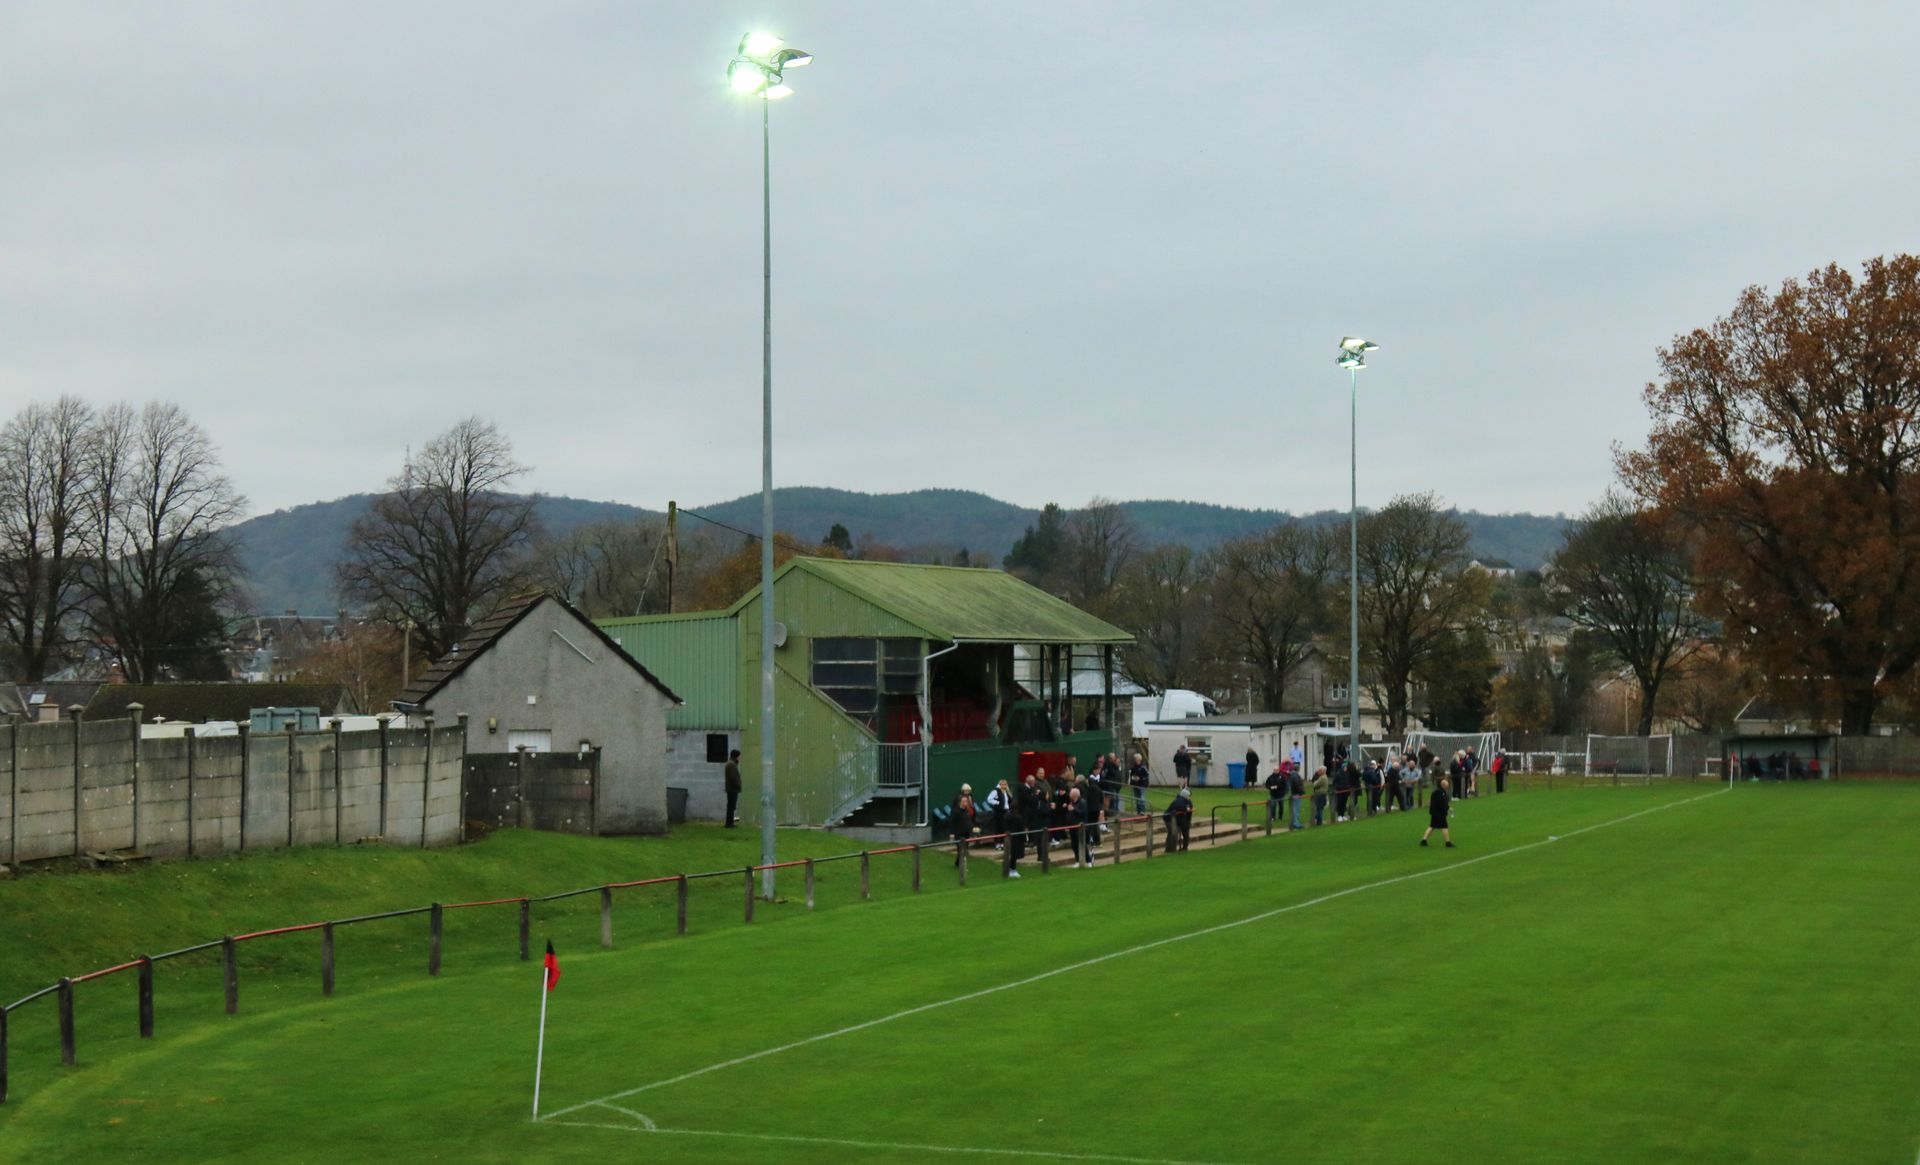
[1401, 731, 1501, 778]
[1584, 734, 1675, 781]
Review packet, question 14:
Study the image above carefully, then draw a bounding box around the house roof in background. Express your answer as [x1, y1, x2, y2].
[397, 593, 680, 709]
[740, 558, 1134, 646]
[1, 681, 109, 718]
[86, 682, 353, 723]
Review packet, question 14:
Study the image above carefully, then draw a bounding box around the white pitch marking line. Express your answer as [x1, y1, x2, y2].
[587, 1101, 655, 1130]
[546, 788, 1728, 1124]
[550, 1121, 1242, 1165]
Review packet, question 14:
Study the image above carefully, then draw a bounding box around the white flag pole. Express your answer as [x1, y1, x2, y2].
[532, 966, 551, 1120]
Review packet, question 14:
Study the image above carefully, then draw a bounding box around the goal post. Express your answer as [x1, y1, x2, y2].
[1401, 730, 1502, 785]
[1583, 734, 1675, 783]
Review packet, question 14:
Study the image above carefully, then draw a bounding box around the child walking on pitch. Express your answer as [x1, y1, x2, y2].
[1421, 776, 1455, 848]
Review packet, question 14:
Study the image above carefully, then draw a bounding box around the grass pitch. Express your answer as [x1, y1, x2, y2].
[2, 783, 1917, 1164]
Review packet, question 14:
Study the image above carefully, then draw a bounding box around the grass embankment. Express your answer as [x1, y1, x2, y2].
[3, 784, 1917, 1164]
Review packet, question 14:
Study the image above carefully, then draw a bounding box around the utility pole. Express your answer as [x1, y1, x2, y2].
[666, 500, 679, 615]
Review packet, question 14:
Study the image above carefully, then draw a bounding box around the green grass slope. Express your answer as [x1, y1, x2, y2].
[2, 785, 1916, 1164]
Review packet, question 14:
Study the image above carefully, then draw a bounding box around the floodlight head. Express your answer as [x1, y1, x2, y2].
[772, 47, 813, 68]
[740, 32, 785, 60]
[763, 83, 795, 101]
[728, 59, 769, 94]
[1337, 352, 1366, 370]
[1340, 336, 1379, 354]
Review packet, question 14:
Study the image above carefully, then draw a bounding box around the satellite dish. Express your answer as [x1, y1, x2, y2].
[772, 622, 789, 648]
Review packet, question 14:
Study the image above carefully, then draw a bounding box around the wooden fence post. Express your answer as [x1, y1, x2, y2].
[137, 956, 154, 1038]
[743, 867, 755, 922]
[322, 924, 335, 996]
[912, 845, 923, 892]
[519, 900, 531, 959]
[859, 852, 871, 900]
[1146, 813, 1155, 857]
[1003, 839, 1015, 878]
[804, 859, 816, 910]
[1040, 829, 1051, 873]
[599, 887, 614, 949]
[57, 979, 75, 1066]
[428, 903, 443, 975]
[222, 937, 238, 1014]
[676, 876, 688, 935]
[956, 842, 967, 887]
[1240, 803, 1248, 842]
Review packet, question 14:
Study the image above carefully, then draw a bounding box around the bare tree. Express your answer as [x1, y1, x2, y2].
[1109, 544, 1210, 692]
[1212, 521, 1340, 709]
[81, 402, 247, 682]
[1356, 494, 1487, 734]
[0, 397, 96, 679]
[1060, 497, 1138, 607]
[528, 516, 668, 619]
[1548, 495, 1710, 735]
[338, 418, 543, 661]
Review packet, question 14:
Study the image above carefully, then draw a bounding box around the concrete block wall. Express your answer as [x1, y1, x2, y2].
[665, 729, 737, 822]
[0, 718, 468, 866]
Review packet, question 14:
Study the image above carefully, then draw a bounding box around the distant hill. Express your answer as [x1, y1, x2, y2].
[225, 487, 1570, 615]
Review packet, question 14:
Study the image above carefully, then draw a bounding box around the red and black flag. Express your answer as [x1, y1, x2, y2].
[543, 940, 561, 992]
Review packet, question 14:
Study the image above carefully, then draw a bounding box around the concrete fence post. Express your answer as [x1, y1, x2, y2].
[6, 718, 16, 866]
[68, 706, 84, 859]
[420, 715, 435, 848]
[237, 724, 251, 854]
[183, 727, 197, 858]
[286, 723, 297, 850]
[455, 713, 469, 843]
[329, 718, 344, 845]
[515, 746, 532, 829]
[127, 704, 144, 852]
[377, 716, 390, 838]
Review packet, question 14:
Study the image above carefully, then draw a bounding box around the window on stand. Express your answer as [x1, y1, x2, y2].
[812, 638, 925, 738]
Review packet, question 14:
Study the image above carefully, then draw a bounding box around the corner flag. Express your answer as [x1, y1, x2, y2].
[533, 940, 560, 1118]
[543, 941, 561, 992]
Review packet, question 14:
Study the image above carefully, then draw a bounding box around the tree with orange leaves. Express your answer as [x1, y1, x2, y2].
[1619, 255, 1920, 734]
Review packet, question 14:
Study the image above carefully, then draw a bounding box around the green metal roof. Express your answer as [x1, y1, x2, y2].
[755, 558, 1133, 645]
[597, 611, 739, 729]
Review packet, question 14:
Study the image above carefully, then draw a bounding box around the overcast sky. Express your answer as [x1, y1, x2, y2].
[2, 2, 1915, 522]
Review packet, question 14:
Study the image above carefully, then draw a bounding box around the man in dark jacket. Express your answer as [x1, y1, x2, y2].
[1265, 763, 1287, 825]
[1244, 746, 1259, 791]
[723, 749, 743, 828]
[1163, 786, 1194, 851]
[1128, 753, 1150, 813]
[1015, 773, 1044, 866]
[1173, 744, 1193, 787]
[1421, 776, 1454, 848]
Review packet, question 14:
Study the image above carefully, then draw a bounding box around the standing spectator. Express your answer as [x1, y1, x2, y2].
[1333, 761, 1355, 821]
[1128, 752, 1150, 813]
[1074, 771, 1102, 854]
[1265, 763, 1287, 825]
[985, 779, 1012, 851]
[1163, 786, 1194, 852]
[949, 785, 977, 866]
[1066, 786, 1092, 867]
[1384, 756, 1403, 814]
[1287, 762, 1306, 830]
[1417, 743, 1435, 775]
[1100, 753, 1123, 822]
[1289, 739, 1305, 773]
[723, 748, 743, 828]
[1448, 751, 1466, 802]
[1421, 776, 1455, 848]
[1491, 750, 1507, 794]
[1363, 759, 1384, 816]
[1463, 745, 1480, 797]
[1018, 772, 1046, 863]
[1244, 745, 1260, 793]
[1051, 777, 1072, 853]
[1173, 743, 1193, 787]
[1309, 767, 1329, 826]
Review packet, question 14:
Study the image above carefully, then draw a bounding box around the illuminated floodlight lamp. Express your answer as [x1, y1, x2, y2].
[763, 83, 795, 100]
[1337, 336, 1378, 369]
[740, 32, 785, 60]
[728, 59, 769, 94]
[772, 47, 812, 68]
